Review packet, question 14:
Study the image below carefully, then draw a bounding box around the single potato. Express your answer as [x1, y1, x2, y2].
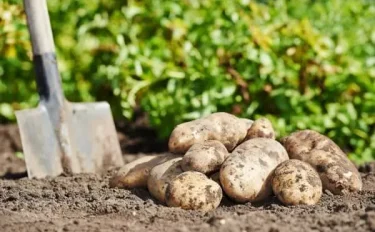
[281, 130, 362, 194]
[245, 117, 275, 140]
[272, 159, 323, 205]
[147, 157, 184, 203]
[220, 138, 289, 202]
[109, 155, 174, 188]
[169, 112, 253, 153]
[182, 140, 229, 174]
[165, 171, 223, 211]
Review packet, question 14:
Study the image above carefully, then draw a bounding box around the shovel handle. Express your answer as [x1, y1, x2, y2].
[23, 0, 64, 105]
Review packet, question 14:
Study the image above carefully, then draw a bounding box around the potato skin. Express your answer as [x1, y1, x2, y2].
[182, 140, 229, 174]
[165, 171, 222, 212]
[245, 117, 275, 140]
[168, 112, 253, 153]
[109, 155, 174, 188]
[281, 130, 362, 194]
[236, 138, 290, 164]
[147, 158, 184, 203]
[281, 129, 346, 158]
[272, 159, 322, 205]
[220, 138, 289, 202]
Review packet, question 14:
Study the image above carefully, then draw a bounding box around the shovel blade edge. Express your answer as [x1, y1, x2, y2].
[15, 101, 124, 179]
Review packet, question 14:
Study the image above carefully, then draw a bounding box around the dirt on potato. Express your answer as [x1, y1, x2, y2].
[1, 124, 375, 232]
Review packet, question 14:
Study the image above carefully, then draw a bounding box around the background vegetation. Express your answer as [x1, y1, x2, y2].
[1, 0, 374, 163]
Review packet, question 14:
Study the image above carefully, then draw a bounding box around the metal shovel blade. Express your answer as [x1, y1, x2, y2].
[68, 102, 124, 173]
[16, 105, 64, 178]
[15, 101, 124, 179]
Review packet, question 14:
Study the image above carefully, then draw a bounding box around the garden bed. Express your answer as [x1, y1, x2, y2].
[1, 124, 375, 232]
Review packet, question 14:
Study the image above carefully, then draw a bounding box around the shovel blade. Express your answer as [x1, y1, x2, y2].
[15, 106, 64, 178]
[15, 102, 124, 179]
[68, 101, 124, 173]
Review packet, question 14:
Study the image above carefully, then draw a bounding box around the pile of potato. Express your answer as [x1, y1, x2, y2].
[110, 112, 362, 211]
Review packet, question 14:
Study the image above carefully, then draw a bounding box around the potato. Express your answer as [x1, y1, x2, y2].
[147, 157, 184, 203]
[181, 140, 229, 174]
[109, 155, 174, 188]
[245, 117, 275, 140]
[165, 171, 222, 211]
[272, 159, 322, 205]
[220, 138, 289, 202]
[281, 130, 362, 194]
[168, 112, 253, 153]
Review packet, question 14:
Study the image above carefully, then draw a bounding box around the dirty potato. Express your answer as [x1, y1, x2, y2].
[168, 112, 253, 153]
[181, 140, 229, 174]
[165, 171, 223, 211]
[281, 130, 362, 194]
[109, 155, 174, 188]
[147, 157, 184, 203]
[245, 117, 275, 140]
[272, 159, 322, 205]
[220, 138, 289, 203]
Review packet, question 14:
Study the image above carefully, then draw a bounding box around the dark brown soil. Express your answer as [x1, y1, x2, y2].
[1, 124, 375, 232]
[0, 125, 26, 178]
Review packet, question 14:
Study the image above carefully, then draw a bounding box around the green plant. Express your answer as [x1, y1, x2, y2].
[1, 0, 374, 164]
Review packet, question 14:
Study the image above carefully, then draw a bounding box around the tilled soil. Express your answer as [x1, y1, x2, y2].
[1, 165, 375, 232]
[1, 125, 375, 232]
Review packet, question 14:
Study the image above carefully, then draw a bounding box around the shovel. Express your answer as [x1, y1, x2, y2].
[15, 0, 124, 178]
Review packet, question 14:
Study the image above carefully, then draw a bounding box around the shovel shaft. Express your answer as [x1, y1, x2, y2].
[23, 0, 75, 173]
[23, 0, 64, 108]
[17, 0, 124, 179]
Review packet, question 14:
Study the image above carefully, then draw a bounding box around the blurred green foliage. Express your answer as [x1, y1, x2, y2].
[1, 0, 375, 163]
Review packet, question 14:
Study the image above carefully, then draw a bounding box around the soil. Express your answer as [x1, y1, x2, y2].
[1, 124, 375, 232]
[0, 124, 27, 178]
